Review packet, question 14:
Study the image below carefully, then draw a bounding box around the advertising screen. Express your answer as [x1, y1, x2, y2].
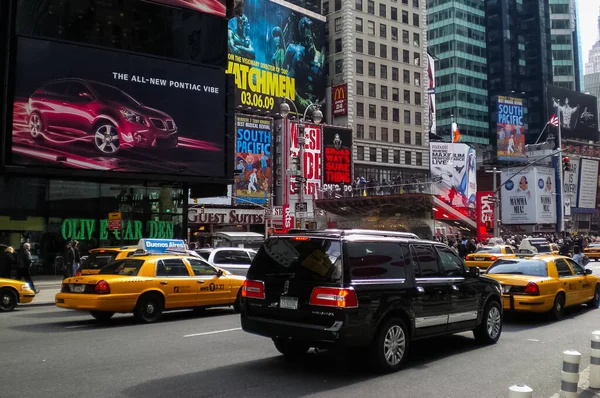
[234, 115, 272, 205]
[501, 167, 556, 225]
[289, 122, 321, 196]
[547, 85, 599, 142]
[578, 159, 599, 209]
[11, 37, 226, 178]
[322, 126, 352, 186]
[430, 143, 477, 208]
[226, 0, 327, 116]
[497, 96, 525, 161]
[476, 192, 494, 242]
[146, 0, 226, 16]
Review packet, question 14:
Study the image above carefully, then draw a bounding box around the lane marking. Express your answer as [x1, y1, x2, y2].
[65, 324, 91, 329]
[184, 328, 241, 338]
[527, 339, 540, 342]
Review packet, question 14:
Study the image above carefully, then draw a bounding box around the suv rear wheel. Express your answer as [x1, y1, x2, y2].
[369, 317, 410, 373]
[272, 338, 310, 359]
[473, 301, 502, 344]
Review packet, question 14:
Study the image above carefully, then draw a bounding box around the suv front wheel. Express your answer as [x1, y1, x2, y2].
[473, 300, 502, 344]
[369, 317, 410, 373]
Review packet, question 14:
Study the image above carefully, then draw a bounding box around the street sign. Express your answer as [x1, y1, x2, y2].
[295, 202, 308, 212]
[108, 212, 122, 231]
[295, 211, 308, 219]
[272, 206, 283, 216]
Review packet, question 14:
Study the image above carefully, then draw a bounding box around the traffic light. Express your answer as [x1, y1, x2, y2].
[563, 156, 571, 172]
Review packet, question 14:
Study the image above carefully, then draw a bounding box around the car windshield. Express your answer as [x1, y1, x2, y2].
[248, 237, 342, 283]
[476, 247, 501, 254]
[89, 82, 140, 107]
[530, 241, 551, 253]
[487, 259, 548, 277]
[98, 259, 145, 276]
[82, 250, 119, 270]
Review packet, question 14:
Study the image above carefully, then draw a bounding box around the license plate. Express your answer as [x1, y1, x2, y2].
[280, 296, 298, 310]
[473, 257, 485, 261]
[502, 285, 511, 293]
[70, 284, 86, 293]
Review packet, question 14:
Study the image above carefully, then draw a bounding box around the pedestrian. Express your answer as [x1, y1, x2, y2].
[572, 246, 590, 267]
[18, 243, 38, 293]
[64, 240, 75, 279]
[0, 246, 17, 279]
[72, 240, 81, 276]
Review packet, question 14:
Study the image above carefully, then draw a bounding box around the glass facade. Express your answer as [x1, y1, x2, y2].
[549, 0, 579, 91]
[427, 0, 489, 145]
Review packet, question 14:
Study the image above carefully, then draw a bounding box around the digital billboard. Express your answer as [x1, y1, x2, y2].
[476, 192, 494, 242]
[234, 115, 272, 205]
[547, 85, 599, 142]
[11, 37, 226, 178]
[430, 143, 477, 208]
[322, 126, 352, 186]
[226, 0, 327, 116]
[497, 96, 525, 161]
[146, 0, 226, 16]
[578, 158, 599, 209]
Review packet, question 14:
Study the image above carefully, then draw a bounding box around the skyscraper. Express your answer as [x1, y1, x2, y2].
[584, 7, 600, 118]
[549, 0, 581, 92]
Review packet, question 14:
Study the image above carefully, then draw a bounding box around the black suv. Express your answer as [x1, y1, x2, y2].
[240, 229, 503, 372]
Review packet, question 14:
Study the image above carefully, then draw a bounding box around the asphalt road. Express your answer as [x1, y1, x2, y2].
[5, 271, 600, 398]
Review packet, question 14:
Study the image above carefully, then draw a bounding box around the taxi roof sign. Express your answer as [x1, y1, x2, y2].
[137, 239, 187, 254]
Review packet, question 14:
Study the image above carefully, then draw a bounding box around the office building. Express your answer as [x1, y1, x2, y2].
[584, 7, 600, 118]
[549, 0, 581, 91]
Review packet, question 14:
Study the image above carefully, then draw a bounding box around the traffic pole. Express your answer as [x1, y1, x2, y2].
[508, 384, 533, 398]
[561, 350, 581, 397]
[590, 331, 600, 388]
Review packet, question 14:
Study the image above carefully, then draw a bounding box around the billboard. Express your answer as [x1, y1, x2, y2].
[476, 192, 494, 241]
[427, 53, 436, 136]
[234, 115, 272, 205]
[497, 96, 525, 161]
[226, 0, 327, 116]
[289, 122, 321, 196]
[501, 167, 556, 224]
[578, 158, 599, 209]
[322, 126, 352, 186]
[430, 143, 477, 208]
[547, 85, 599, 142]
[146, 0, 226, 16]
[332, 84, 348, 117]
[563, 156, 580, 213]
[11, 37, 226, 177]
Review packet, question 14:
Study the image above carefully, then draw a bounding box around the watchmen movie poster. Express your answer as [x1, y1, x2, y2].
[226, 0, 327, 116]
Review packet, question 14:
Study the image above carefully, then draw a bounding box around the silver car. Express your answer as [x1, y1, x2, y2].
[196, 248, 256, 276]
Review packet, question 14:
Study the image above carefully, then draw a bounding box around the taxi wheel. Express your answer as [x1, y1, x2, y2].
[551, 293, 566, 321]
[233, 290, 242, 313]
[0, 288, 17, 312]
[134, 293, 164, 323]
[588, 285, 600, 309]
[90, 311, 115, 322]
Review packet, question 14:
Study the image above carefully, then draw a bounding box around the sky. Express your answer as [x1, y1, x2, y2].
[579, 0, 600, 65]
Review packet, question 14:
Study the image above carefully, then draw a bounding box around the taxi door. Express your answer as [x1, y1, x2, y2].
[553, 259, 581, 306]
[155, 258, 198, 309]
[565, 258, 595, 303]
[186, 258, 232, 306]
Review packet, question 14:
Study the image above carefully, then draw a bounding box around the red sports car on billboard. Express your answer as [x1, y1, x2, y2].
[26, 78, 178, 154]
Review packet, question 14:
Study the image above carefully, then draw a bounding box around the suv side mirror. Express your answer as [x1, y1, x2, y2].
[468, 267, 480, 277]
[586, 268, 593, 275]
[216, 269, 224, 277]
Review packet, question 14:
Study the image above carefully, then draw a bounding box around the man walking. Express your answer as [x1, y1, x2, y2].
[18, 243, 38, 293]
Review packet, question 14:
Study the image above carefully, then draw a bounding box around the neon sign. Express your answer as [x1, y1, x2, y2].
[61, 219, 174, 241]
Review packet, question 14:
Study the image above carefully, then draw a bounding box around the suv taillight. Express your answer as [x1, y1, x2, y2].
[309, 287, 358, 308]
[523, 282, 540, 295]
[95, 280, 110, 294]
[242, 280, 265, 299]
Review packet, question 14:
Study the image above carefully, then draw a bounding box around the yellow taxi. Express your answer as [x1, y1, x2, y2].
[79, 246, 137, 275]
[56, 239, 245, 323]
[584, 243, 600, 261]
[485, 255, 600, 320]
[0, 278, 35, 311]
[465, 245, 516, 269]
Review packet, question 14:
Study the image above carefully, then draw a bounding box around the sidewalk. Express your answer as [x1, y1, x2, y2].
[19, 275, 63, 307]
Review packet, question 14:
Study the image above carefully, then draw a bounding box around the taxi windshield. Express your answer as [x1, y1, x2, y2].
[476, 247, 501, 254]
[99, 259, 145, 276]
[487, 259, 548, 277]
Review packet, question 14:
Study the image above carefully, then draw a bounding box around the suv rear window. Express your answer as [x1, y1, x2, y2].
[98, 259, 145, 276]
[249, 238, 342, 282]
[347, 241, 407, 279]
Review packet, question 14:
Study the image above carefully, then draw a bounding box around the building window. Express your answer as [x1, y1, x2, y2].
[381, 106, 388, 121]
[369, 125, 376, 140]
[414, 52, 420, 66]
[335, 38, 342, 53]
[356, 59, 364, 74]
[391, 27, 398, 42]
[402, 10, 408, 24]
[369, 147, 377, 162]
[380, 64, 388, 79]
[393, 108, 399, 122]
[369, 104, 376, 119]
[414, 72, 420, 86]
[392, 67, 399, 81]
[415, 92, 421, 105]
[335, 0, 342, 10]
[415, 132, 422, 146]
[404, 130, 411, 144]
[403, 69, 410, 83]
[356, 0, 363, 11]
[379, 3, 386, 17]
[413, 32, 420, 47]
[404, 89, 410, 104]
[357, 102, 364, 117]
[356, 38, 363, 53]
[382, 127, 389, 142]
[356, 17, 363, 32]
[323, 1, 329, 14]
[380, 44, 387, 58]
[402, 29, 409, 44]
[368, 0, 374, 14]
[335, 17, 342, 32]
[335, 59, 343, 74]
[415, 111, 422, 126]
[357, 124, 365, 139]
[393, 129, 400, 143]
[392, 87, 399, 101]
[412, 13, 419, 27]
[358, 146, 365, 160]
[368, 62, 376, 76]
[416, 152, 422, 166]
[357, 80, 364, 95]
[405, 151, 411, 165]
[380, 23, 386, 38]
[413, 0, 419, 7]
[391, 7, 397, 20]
[402, 0, 408, 3]
[403, 50, 409, 63]
[404, 110, 411, 124]
[381, 85, 388, 99]
[382, 148, 389, 163]
[368, 41, 375, 56]
[392, 47, 398, 61]
[368, 83, 376, 97]
[393, 150, 400, 164]
[368, 21, 375, 35]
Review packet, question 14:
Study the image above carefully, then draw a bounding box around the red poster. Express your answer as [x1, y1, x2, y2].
[332, 84, 348, 117]
[476, 191, 495, 241]
[289, 123, 322, 197]
[282, 204, 294, 233]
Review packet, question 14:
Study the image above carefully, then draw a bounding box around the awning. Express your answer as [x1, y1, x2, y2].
[314, 193, 434, 216]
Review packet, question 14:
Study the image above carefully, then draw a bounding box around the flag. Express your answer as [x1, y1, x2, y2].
[452, 122, 461, 143]
[548, 114, 559, 127]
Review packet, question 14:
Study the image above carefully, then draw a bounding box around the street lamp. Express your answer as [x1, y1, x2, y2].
[486, 167, 503, 238]
[280, 98, 322, 229]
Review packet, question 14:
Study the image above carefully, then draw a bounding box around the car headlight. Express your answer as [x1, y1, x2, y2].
[120, 108, 146, 125]
[21, 284, 32, 291]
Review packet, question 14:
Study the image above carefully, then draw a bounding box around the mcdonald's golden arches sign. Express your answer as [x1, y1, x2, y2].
[332, 84, 347, 116]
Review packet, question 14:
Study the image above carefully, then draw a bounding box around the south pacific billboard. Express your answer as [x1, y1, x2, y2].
[234, 115, 272, 205]
[226, 0, 327, 116]
[497, 96, 526, 161]
[430, 143, 477, 208]
[11, 36, 226, 177]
